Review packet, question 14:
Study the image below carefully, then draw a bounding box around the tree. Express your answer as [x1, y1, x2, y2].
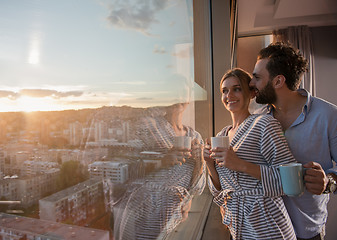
[57, 160, 89, 190]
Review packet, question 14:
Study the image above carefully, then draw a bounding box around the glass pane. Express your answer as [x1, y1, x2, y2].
[0, 0, 211, 239]
[237, 35, 272, 74]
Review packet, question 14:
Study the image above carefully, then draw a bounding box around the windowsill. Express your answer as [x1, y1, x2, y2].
[163, 188, 230, 240]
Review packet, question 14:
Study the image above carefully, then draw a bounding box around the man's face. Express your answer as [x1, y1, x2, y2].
[250, 59, 277, 104]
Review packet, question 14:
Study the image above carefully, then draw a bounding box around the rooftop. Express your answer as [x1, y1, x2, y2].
[0, 213, 109, 240]
[39, 178, 102, 203]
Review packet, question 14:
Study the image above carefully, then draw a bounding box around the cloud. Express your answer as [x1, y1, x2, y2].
[109, 81, 146, 85]
[106, 0, 170, 35]
[0, 90, 19, 100]
[19, 89, 83, 99]
[135, 97, 153, 101]
[58, 91, 130, 108]
[0, 88, 84, 100]
[55, 91, 83, 98]
[172, 47, 191, 58]
[20, 89, 58, 98]
[153, 45, 166, 54]
[169, 21, 175, 27]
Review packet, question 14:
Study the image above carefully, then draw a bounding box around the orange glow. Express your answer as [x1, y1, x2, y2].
[16, 96, 63, 112]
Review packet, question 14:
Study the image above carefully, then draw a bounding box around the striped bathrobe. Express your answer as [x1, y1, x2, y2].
[209, 114, 296, 240]
[114, 118, 206, 240]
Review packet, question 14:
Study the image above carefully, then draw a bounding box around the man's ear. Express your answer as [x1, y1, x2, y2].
[273, 75, 286, 89]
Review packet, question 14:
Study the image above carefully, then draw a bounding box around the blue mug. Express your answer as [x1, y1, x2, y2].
[278, 163, 306, 197]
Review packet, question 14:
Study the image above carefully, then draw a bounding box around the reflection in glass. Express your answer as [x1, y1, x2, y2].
[104, 102, 205, 239]
[0, 0, 209, 239]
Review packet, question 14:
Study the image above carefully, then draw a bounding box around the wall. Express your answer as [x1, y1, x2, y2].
[211, 0, 232, 135]
[312, 25, 337, 105]
[236, 35, 272, 73]
[311, 25, 337, 240]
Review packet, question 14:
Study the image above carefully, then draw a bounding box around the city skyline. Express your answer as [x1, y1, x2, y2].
[0, 0, 195, 112]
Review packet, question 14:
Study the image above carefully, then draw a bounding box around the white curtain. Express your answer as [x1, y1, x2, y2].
[273, 26, 316, 96]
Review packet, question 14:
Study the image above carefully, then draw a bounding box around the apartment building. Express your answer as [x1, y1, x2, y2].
[88, 161, 128, 184]
[22, 160, 58, 176]
[39, 178, 103, 224]
[0, 213, 109, 240]
[0, 179, 18, 202]
[16, 169, 59, 207]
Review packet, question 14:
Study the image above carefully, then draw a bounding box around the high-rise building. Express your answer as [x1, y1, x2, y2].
[94, 121, 108, 142]
[122, 121, 129, 143]
[69, 122, 83, 146]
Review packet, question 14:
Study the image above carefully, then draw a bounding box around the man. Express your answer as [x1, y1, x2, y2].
[250, 42, 337, 240]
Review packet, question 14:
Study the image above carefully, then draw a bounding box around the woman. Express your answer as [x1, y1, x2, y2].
[203, 68, 296, 239]
[113, 102, 205, 240]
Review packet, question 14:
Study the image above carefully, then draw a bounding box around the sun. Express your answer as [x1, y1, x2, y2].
[16, 96, 62, 112]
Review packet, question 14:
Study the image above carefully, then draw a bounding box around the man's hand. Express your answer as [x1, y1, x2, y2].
[303, 161, 329, 195]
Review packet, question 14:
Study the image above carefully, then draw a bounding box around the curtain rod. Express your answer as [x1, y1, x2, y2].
[237, 31, 273, 38]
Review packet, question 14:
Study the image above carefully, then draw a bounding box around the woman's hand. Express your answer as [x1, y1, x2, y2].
[211, 146, 242, 172]
[163, 145, 192, 166]
[203, 138, 221, 190]
[181, 199, 192, 222]
[211, 146, 261, 180]
[191, 138, 202, 160]
[202, 139, 213, 164]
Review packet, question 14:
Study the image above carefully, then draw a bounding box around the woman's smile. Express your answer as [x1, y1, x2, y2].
[227, 100, 239, 104]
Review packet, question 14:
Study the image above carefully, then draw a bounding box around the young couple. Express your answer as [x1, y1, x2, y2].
[203, 42, 337, 240]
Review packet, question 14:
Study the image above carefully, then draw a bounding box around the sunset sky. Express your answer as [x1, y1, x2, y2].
[0, 0, 196, 112]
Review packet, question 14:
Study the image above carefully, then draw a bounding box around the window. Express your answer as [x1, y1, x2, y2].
[0, 0, 213, 239]
[236, 34, 272, 112]
[236, 34, 272, 73]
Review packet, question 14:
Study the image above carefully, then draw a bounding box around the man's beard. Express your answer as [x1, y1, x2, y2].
[255, 80, 277, 104]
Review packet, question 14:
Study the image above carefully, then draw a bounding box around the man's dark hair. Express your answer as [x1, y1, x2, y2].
[257, 42, 308, 90]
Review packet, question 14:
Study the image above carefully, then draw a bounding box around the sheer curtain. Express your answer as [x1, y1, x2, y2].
[273, 26, 316, 96]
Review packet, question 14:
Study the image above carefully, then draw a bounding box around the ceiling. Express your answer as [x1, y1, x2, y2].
[237, 0, 337, 36]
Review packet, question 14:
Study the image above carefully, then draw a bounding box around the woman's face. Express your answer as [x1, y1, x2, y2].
[221, 76, 250, 113]
[167, 102, 189, 115]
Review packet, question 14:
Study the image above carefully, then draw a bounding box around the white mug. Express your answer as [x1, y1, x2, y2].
[174, 136, 192, 149]
[211, 136, 230, 149]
